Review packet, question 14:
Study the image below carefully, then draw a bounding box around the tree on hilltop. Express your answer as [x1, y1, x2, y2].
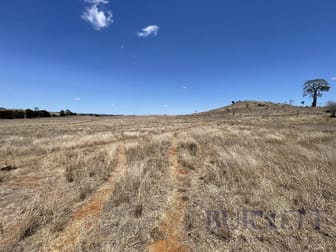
[303, 79, 331, 107]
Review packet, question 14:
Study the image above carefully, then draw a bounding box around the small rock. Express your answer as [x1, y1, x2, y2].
[182, 196, 189, 201]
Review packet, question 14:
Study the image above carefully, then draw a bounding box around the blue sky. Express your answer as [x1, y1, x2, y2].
[0, 0, 335, 115]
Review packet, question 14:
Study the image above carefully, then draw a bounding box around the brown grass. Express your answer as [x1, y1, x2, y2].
[0, 103, 335, 251]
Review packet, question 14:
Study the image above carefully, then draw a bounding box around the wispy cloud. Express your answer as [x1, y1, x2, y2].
[331, 77, 336, 81]
[84, 0, 109, 4]
[137, 25, 160, 38]
[74, 98, 81, 101]
[182, 85, 188, 90]
[81, 0, 113, 30]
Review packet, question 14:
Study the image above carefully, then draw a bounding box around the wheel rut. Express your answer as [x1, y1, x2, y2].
[148, 137, 190, 252]
[44, 142, 127, 251]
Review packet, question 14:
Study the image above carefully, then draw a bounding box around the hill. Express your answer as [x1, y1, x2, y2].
[197, 100, 325, 117]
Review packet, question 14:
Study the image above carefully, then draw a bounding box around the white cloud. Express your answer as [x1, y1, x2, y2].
[164, 104, 169, 108]
[81, 0, 113, 30]
[331, 77, 336, 81]
[81, 5, 113, 30]
[137, 25, 160, 38]
[74, 98, 81, 101]
[84, 0, 109, 4]
[182, 85, 188, 89]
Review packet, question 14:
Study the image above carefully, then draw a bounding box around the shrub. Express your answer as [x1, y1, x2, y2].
[327, 101, 336, 118]
[39, 110, 51, 117]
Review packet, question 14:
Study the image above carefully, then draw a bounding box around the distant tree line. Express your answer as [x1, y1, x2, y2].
[0, 108, 78, 119]
[0, 109, 51, 119]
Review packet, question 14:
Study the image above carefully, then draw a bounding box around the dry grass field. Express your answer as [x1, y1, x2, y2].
[0, 101, 335, 251]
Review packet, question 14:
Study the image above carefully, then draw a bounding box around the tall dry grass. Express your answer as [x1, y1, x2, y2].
[0, 104, 335, 251]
